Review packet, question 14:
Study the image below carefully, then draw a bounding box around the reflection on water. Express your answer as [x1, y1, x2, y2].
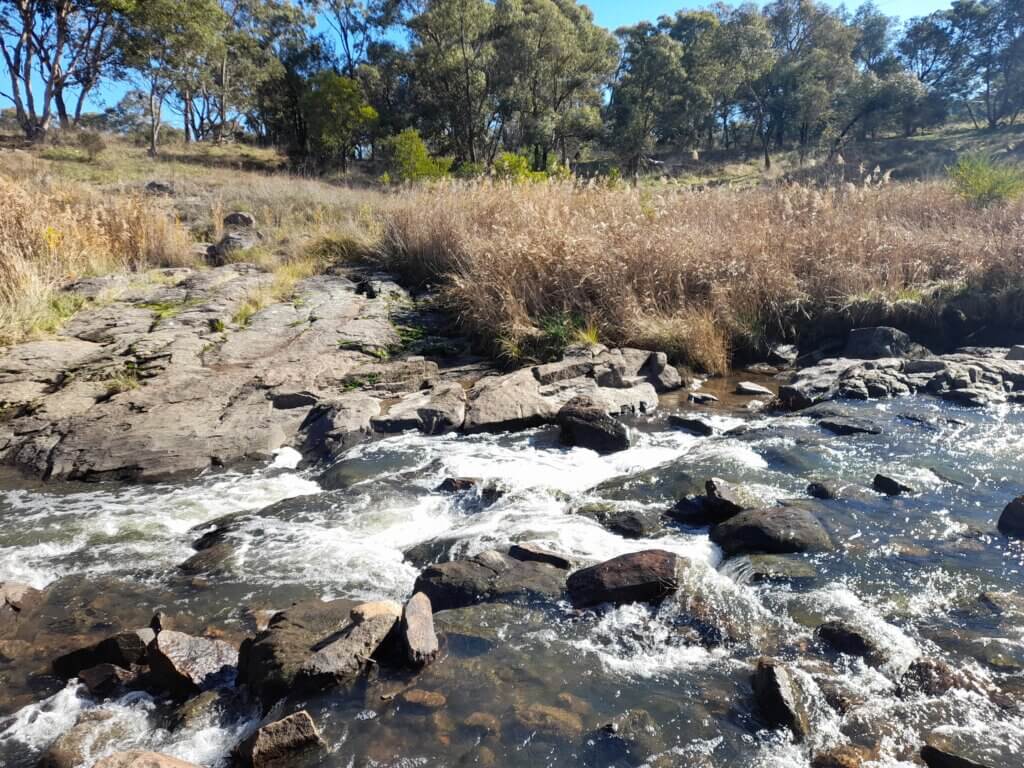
[0, 395, 1021, 767]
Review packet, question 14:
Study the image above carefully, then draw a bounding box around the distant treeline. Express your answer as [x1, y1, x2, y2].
[1, 0, 1022, 173]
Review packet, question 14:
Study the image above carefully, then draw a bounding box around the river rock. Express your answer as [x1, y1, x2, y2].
[296, 607, 400, 691]
[997, 497, 1024, 538]
[557, 396, 630, 453]
[78, 663, 137, 697]
[53, 628, 155, 679]
[751, 658, 809, 742]
[462, 369, 558, 433]
[39, 710, 127, 768]
[148, 630, 238, 698]
[237, 598, 357, 708]
[566, 550, 681, 608]
[576, 503, 663, 539]
[400, 592, 439, 668]
[95, 753, 200, 768]
[233, 710, 324, 768]
[0, 582, 42, 617]
[844, 327, 928, 360]
[921, 743, 993, 768]
[512, 704, 584, 740]
[414, 550, 567, 611]
[736, 381, 774, 397]
[807, 482, 837, 500]
[811, 745, 876, 768]
[873, 474, 914, 496]
[711, 507, 833, 556]
[399, 688, 447, 711]
[743, 555, 818, 585]
[668, 478, 750, 526]
[819, 417, 881, 436]
[588, 709, 666, 765]
[371, 383, 466, 435]
[817, 620, 886, 665]
[898, 657, 983, 698]
[508, 543, 573, 569]
[668, 414, 715, 436]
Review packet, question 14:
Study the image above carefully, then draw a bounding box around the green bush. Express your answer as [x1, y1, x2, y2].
[381, 129, 452, 183]
[453, 161, 485, 179]
[77, 131, 107, 162]
[948, 153, 1024, 208]
[492, 152, 551, 183]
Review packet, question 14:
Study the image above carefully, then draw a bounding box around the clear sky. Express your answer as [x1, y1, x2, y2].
[585, 0, 950, 30]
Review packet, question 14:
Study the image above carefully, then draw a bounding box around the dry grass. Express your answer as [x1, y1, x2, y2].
[0, 152, 196, 345]
[378, 180, 1024, 372]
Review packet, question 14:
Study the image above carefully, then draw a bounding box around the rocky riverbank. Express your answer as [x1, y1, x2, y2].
[1, 254, 1023, 768]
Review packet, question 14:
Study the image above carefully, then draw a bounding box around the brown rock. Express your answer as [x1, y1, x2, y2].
[401, 592, 439, 668]
[78, 663, 136, 698]
[350, 600, 401, 625]
[566, 550, 682, 608]
[812, 745, 875, 768]
[513, 704, 584, 739]
[399, 688, 447, 711]
[296, 613, 398, 691]
[148, 630, 238, 698]
[94, 753, 200, 768]
[508, 543, 572, 570]
[463, 711, 501, 735]
[997, 496, 1024, 538]
[752, 658, 809, 742]
[234, 710, 324, 768]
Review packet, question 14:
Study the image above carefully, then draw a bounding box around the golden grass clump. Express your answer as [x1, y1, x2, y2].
[0, 158, 196, 345]
[378, 179, 1024, 371]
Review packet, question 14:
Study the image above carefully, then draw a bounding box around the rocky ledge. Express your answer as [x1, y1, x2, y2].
[0, 257, 682, 482]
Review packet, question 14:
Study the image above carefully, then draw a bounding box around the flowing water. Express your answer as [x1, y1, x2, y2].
[0, 389, 1022, 767]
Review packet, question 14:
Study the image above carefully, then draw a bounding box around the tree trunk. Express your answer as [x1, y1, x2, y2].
[148, 87, 161, 157]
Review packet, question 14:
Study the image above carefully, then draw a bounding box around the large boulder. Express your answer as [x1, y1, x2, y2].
[237, 598, 357, 708]
[998, 497, 1024, 538]
[566, 550, 682, 608]
[751, 658, 810, 742]
[148, 630, 238, 698]
[233, 710, 324, 768]
[844, 327, 928, 360]
[710, 507, 833, 556]
[400, 592, 440, 668]
[413, 549, 568, 611]
[462, 369, 558, 433]
[53, 628, 155, 679]
[557, 396, 630, 454]
[94, 753, 200, 768]
[295, 603, 399, 691]
[920, 744, 993, 768]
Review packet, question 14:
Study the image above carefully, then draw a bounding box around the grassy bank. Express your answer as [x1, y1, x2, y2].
[378, 180, 1024, 373]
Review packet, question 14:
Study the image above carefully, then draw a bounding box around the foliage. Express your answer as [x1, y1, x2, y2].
[302, 71, 378, 170]
[77, 131, 108, 161]
[948, 153, 1024, 207]
[380, 129, 452, 182]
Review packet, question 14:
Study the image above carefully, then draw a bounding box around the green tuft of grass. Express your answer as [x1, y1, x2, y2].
[948, 153, 1024, 208]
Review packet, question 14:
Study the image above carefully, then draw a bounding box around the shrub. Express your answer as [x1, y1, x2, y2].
[77, 131, 107, 162]
[948, 153, 1024, 208]
[381, 129, 452, 183]
[492, 152, 549, 183]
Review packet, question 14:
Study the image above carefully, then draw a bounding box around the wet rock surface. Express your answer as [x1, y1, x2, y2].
[566, 550, 682, 608]
[711, 506, 833, 556]
[414, 549, 568, 610]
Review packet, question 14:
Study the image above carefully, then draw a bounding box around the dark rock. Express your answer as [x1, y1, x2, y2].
[575, 503, 663, 539]
[145, 181, 175, 196]
[566, 550, 681, 608]
[557, 397, 630, 454]
[508, 544, 572, 570]
[413, 550, 567, 611]
[668, 414, 715, 436]
[53, 628, 155, 679]
[237, 599, 357, 708]
[845, 327, 928, 360]
[921, 744, 993, 768]
[899, 657, 983, 698]
[437, 477, 478, 493]
[768, 345, 799, 368]
[669, 478, 750, 527]
[711, 507, 833, 556]
[148, 630, 238, 698]
[819, 418, 881, 436]
[873, 474, 914, 496]
[234, 710, 324, 768]
[742, 555, 818, 585]
[78, 663, 136, 698]
[1007, 345, 1024, 361]
[977, 590, 1024, 616]
[296, 607, 399, 692]
[401, 592, 439, 668]
[588, 709, 666, 765]
[817, 620, 886, 665]
[223, 212, 257, 229]
[736, 381, 774, 397]
[942, 388, 997, 408]
[997, 497, 1024, 538]
[751, 658, 809, 742]
[807, 482, 837, 500]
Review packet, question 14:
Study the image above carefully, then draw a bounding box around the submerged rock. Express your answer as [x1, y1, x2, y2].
[566, 550, 682, 608]
[557, 396, 631, 454]
[997, 497, 1024, 538]
[751, 658, 810, 742]
[588, 709, 666, 766]
[39, 710, 128, 768]
[234, 710, 324, 768]
[819, 417, 881, 436]
[512, 704, 584, 740]
[148, 630, 238, 698]
[414, 549, 567, 611]
[811, 745, 876, 768]
[711, 507, 833, 556]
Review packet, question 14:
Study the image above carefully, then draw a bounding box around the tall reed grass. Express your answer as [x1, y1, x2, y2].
[378, 180, 1024, 372]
